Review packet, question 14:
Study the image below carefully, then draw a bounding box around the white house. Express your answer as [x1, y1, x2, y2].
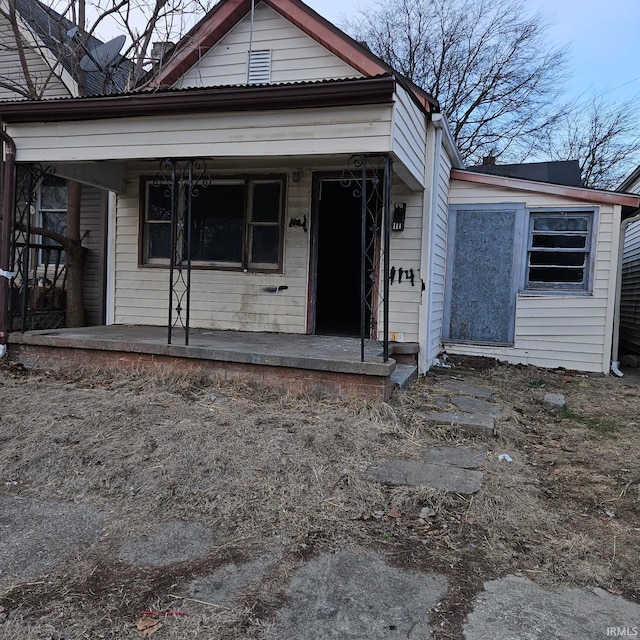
[1, 0, 638, 395]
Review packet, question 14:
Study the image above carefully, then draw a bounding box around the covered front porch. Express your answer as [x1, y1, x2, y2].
[7, 325, 418, 400]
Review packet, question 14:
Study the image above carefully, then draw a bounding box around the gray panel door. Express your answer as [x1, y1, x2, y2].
[448, 208, 518, 344]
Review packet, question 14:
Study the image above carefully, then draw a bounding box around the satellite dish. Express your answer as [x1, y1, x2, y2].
[80, 35, 126, 72]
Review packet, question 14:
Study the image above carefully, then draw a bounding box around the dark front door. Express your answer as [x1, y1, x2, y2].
[313, 179, 375, 337]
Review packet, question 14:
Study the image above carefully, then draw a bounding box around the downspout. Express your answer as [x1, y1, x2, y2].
[0, 123, 16, 355]
[611, 209, 640, 376]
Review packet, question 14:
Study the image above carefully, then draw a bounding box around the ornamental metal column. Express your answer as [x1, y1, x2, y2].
[154, 159, 210, 346]
[341, 154, 392, 363]
[10, 164, 54, 332]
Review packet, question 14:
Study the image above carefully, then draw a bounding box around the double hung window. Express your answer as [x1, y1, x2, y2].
[142, 176, 285, 271]
[526, 211, 594, 292]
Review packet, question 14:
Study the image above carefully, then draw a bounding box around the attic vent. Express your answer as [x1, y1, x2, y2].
[248, 49, 271, 84]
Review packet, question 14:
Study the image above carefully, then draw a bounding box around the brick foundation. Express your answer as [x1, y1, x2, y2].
[8, 343, 395, 401]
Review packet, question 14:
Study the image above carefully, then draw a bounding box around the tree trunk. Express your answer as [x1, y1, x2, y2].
[65, 180, 85, 327]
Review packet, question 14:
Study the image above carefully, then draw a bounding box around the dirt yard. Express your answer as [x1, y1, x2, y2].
[0, 358, 638, 639]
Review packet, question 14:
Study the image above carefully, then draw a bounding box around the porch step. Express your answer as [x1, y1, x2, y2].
[391, 364, 418, 390]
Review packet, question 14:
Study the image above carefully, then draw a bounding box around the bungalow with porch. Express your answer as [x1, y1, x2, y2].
[1, 0, 638, 398]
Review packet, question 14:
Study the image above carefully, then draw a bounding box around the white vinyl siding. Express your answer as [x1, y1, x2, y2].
[392, 84, 427, 189]
[9, 105, 394, 163]
[620, 176, 640, 352]
[80, 185, 107, 325]
[380, 179, 424, 342]
[620, 220, 640, 351]
[177, 3, 361, 89]
[0, 12, 72, 100]
[446, 180, 619, 373]
[113, 162, 310, 333]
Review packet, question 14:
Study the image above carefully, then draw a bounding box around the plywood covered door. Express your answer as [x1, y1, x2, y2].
[445, 205, 525, 345]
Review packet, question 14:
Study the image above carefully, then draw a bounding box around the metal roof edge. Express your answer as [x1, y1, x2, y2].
[1, 74, 396, 123]
[451, 169, 640, 208]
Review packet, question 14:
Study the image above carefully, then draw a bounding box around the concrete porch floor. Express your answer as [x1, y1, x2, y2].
[7, 325, 418, 400]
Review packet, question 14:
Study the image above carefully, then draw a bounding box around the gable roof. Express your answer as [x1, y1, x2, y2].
[151, 0, 438, 113]
[14, 0, 133, 95]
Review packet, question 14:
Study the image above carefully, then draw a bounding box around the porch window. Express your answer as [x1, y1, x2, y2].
[38, 175, 67, 264]
[526, 211, 594, 292]
[142, 176, 285, 271]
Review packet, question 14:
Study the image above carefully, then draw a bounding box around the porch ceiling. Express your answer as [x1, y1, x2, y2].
[46, 161, 126, 193]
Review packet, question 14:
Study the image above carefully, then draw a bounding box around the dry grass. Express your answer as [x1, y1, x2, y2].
[0, 360, 639, 639]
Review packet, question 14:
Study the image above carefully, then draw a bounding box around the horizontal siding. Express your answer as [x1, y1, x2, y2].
[392, 84, 427, 188]
[446, 179, 619, 373]
[380, 180, 423, 342]
[113, 162, 311, 333]
[80, 186, 106, 325]
[0, 15, 71, 101]
[10, 106, 394, 163]
[115, 162, 424, 339]
[178, 3, 361, 89]
[620, 219, 640, 350]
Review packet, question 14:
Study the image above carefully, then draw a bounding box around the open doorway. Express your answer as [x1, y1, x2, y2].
[311, 177, 377, 337]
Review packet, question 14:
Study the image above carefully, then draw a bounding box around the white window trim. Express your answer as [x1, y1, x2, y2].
[521, 207, 598, 296]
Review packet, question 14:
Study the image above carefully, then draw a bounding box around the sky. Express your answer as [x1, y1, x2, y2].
[303, 0, 640, 104]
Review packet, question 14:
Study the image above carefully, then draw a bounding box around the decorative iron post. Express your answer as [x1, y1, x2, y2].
[154, 159, 209, 346]
[382, 154, 393, 363]
[341, 153, 391, 363]
[10, 164, 54, 332]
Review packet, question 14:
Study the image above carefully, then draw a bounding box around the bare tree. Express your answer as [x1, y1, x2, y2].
[532, 95, 640, 190]
[1, 0, 212, 327]
[346, 0, 569, 165]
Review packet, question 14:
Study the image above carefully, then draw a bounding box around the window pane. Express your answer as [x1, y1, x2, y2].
[41, 211, 66, 262]
[530, 251, 586, 267]
[41, 175, 67, 210]
[252, 182, 281, 222]
[533, 217, 588, 232]
[42, 210, 67, 239]
[191, 184, 244, 262]
[251, 226, 280, 264]
[532, 234, 587, 249]
[529, 267, 584, 283]
[148, 185, 172, 221]
[148, 224, 171, 259]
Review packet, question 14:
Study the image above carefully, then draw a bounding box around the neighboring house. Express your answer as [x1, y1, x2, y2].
[0, 0, 72, 99]
[1, 0, 638, 385]
[0, 0, 133, 326]
[467, 160, 584, 188]
[617, 167, 640, 355]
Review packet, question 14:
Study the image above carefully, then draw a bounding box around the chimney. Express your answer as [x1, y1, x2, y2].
[482, 154, 496, 166]
[151, 41, 174, 63]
